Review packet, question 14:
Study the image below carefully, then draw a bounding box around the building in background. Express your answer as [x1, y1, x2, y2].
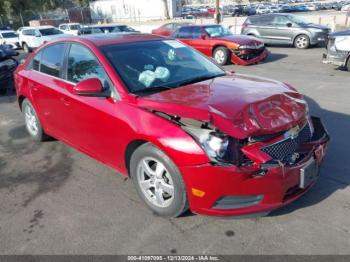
[89, 0, 182, 22]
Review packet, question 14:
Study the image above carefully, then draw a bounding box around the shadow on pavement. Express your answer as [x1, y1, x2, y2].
[270, 95, 350, 216]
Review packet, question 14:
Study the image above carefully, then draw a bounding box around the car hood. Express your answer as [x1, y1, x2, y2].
[213, 35, 263, 46]
[304, 23, 329, 30]
[3, 37, 19, 43]
[136, 74, 307, 139]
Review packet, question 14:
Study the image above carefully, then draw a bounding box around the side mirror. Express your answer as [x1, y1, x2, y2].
[73, 78, 106, 97]
[200, 33, 207, 40]
[286, 22, 292, 27]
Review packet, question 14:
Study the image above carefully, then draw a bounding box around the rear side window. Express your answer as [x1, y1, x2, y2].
[40, 44, 66, 77]
[192, 27, 202, 39]
[246, 15, 274, 25]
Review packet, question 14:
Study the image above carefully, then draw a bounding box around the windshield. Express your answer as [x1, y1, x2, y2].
[287, 15, 310, 25]
[70, 24, 81, 30]
[101, 40, 225, 95]
[39, 28, 63, 36]
[1, 32, 17, 38]
[204, 25, 232, 38]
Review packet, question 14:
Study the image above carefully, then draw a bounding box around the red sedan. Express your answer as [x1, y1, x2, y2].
[15, 34, 329, 217]
[173, 24, 268, 66]
[151, 22, 193, 37]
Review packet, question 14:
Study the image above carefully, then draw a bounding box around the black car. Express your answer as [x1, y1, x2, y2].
[0, 44, 18, 94]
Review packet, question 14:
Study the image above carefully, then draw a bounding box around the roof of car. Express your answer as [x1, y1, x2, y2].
[50, 33, 165, 47]
[22, 26, 55, 30]
[0, 30, 16, 33]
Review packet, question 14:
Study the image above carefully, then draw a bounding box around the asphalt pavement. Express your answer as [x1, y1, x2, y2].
[0, 46, 349, 254]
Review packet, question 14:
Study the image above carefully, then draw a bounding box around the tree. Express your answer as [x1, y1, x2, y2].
[162, 0, 170, 19]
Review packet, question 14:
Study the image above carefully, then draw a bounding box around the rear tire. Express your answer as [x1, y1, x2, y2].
[22, 99, 49, 141]
[130, 143, 188, 217]
[213, 46, 230, 65]
[294, 34, 310, 49]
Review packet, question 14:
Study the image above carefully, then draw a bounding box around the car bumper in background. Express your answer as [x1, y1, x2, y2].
[180, 117, 330, 217]
[231, 48, 268, 66]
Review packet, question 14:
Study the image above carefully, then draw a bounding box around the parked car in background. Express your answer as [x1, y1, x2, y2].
[172, 24, 268, 65]
[18, 26, 66, 53]
[77, 27, 103, 35]
[256, 5, 270, 14]
[323, 29, 350, 71]
[152, 22, 193, 37]
[93, 24, 138, 34]
[58, 23, 82, 35]
[14, 34, 329, 217]
[242, 14, 330, 49]
[0, 30, 21, 49]
[0, 44, 18, 93]
[341, 4, 350, 10]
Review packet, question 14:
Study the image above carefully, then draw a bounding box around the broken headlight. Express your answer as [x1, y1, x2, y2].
[183, 126, 233, 164]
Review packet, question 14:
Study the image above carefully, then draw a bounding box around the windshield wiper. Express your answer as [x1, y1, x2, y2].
[175, 74, 224, 87]
[133, 85, 173, 95]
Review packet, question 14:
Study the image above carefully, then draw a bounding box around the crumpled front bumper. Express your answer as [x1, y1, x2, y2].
[180, 117, 330, 217]
[231, 48, 269, 66]
[322, 52, 347, 67]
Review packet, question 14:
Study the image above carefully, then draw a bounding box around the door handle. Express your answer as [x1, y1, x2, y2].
[60, 97, 71, 106]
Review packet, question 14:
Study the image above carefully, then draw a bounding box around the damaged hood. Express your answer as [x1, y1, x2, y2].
[136, 74, 307, 139]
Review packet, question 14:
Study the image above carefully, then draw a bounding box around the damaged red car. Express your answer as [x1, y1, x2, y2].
[15, 34, 329, 217]
[172, 24, 268, 65]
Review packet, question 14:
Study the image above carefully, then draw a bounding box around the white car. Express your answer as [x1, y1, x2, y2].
[0, 30, 20, 49]
[341, 4, 350, 11]
[58, 23, 82, 35]
[18, 26, 67, 53]
[256, 6, 270, 14]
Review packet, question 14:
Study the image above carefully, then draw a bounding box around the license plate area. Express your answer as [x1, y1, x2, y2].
[299, 158, 319, 189]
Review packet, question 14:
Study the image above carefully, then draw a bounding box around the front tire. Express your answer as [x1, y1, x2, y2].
[294, 34, 310, 49]
[213, 46, 230, 65]
[130, 143, 188, 217]
[346, 57, 350, 72]
[22, 99, 49, 141]
[22, 42, 31, 53]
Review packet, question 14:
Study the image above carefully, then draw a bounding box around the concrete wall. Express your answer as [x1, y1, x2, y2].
[89, 0, 181, 22]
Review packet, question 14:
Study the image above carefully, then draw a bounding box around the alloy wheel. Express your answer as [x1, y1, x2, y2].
[295, 36, 309, 49]
[24, 104, 39, 136]
[136, 157, 175, 208]
[214, 49, 226, 64]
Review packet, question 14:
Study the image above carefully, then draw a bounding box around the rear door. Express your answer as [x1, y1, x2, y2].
[28, 43, 69, 138]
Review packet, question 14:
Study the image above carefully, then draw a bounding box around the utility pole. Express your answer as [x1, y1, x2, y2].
[214, 0, 220, 24]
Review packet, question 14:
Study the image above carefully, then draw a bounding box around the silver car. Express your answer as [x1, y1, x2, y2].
[241, 14, 330, 49]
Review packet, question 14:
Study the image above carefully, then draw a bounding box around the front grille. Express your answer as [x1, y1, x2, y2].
[261, 121, 313, 162]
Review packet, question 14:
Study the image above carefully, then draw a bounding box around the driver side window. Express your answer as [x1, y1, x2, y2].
[66, 44, 110, 89]
[273, 16, 290, 26]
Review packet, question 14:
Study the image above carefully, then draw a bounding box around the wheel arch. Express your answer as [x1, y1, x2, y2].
[18, 95, 26, 111]
[124, 139, 149, 176]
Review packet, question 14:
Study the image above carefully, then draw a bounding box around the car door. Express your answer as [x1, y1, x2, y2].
[28, 43, 70, 139]
[268, 15, 295, 43]
[58, 43, 123, 165]
[254, 15, 277, 44]
[189, 27, 211, 56]
[174, 27, 193, 46]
